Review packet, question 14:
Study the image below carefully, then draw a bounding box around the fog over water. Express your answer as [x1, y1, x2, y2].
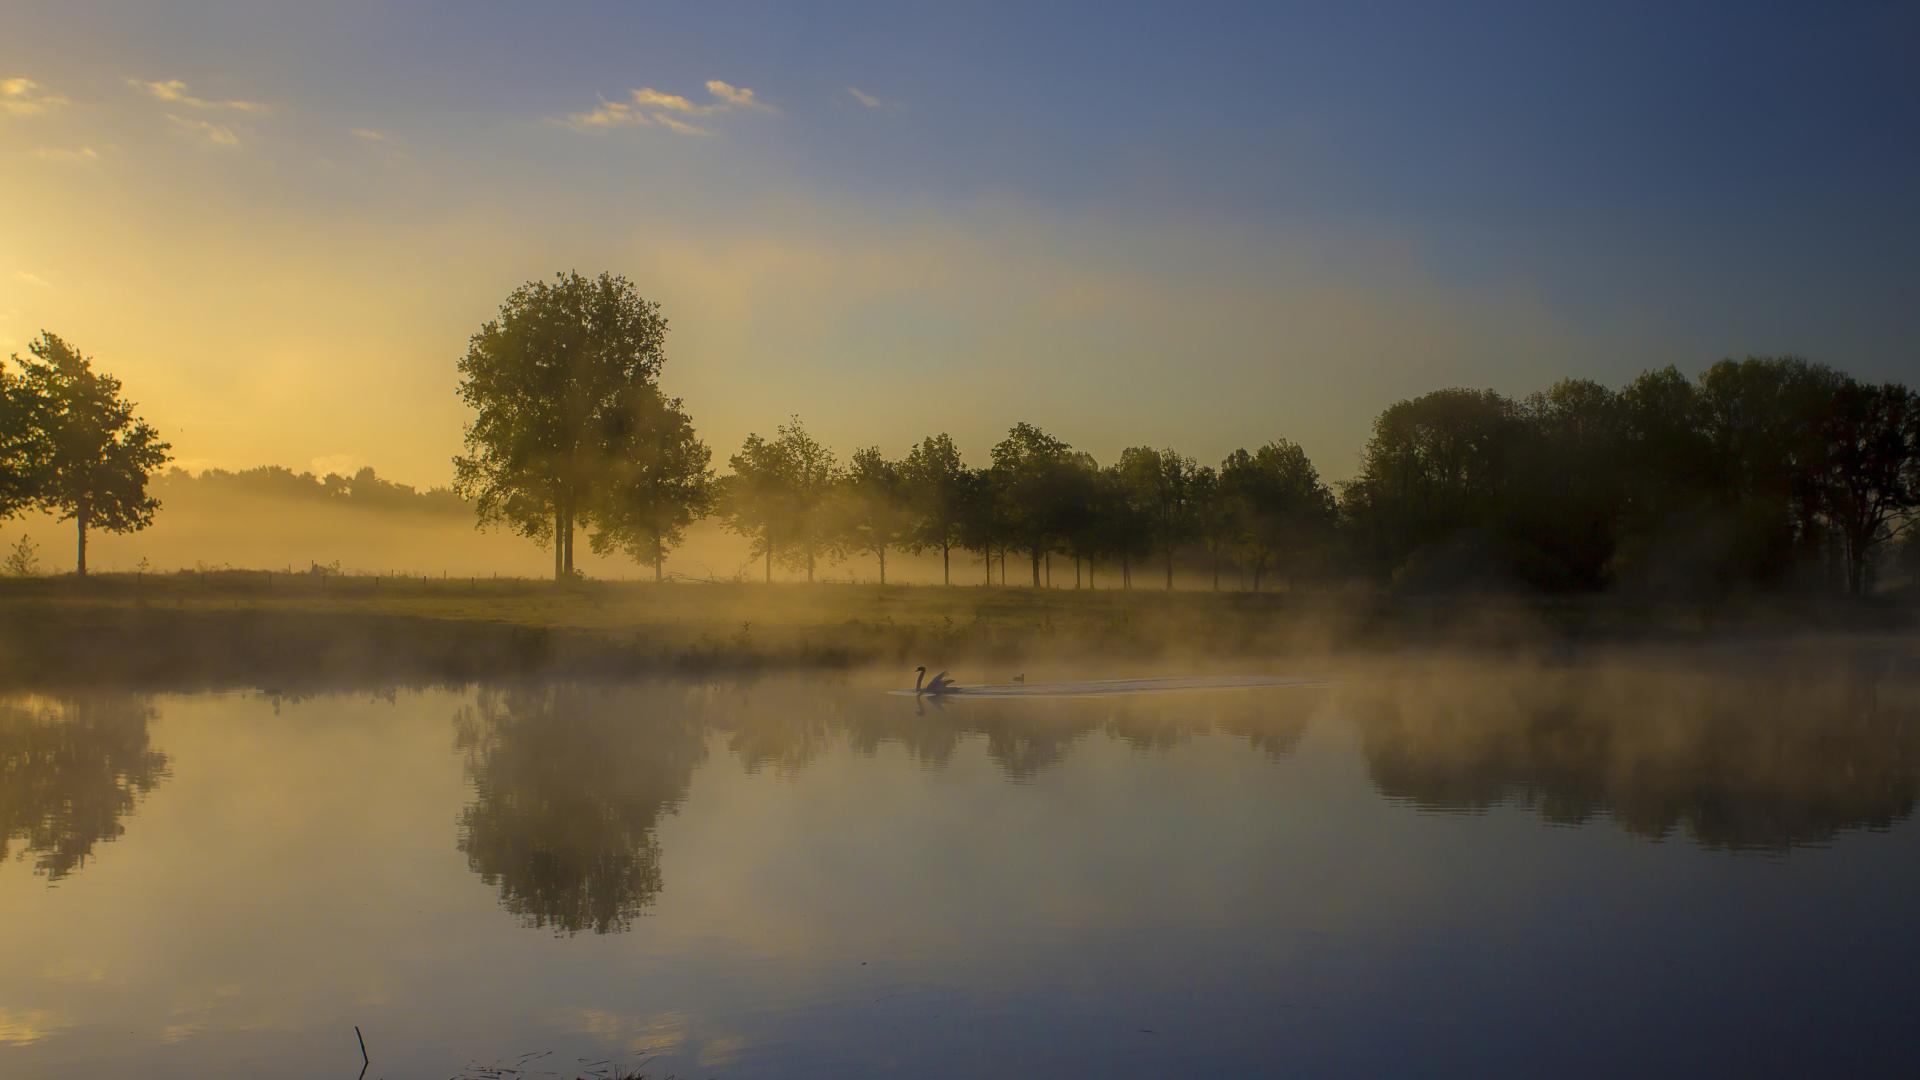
[3, 646, 1918, 1077]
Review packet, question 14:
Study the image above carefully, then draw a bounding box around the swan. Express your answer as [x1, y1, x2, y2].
[914, 666, 957, 695]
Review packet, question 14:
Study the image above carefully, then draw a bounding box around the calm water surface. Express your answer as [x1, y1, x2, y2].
[4, 651, 1919, 1077]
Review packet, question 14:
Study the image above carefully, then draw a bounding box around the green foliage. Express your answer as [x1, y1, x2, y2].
[990, 422, 1079, 585]
[720, 416, 841, 582]
[898, 433, 971, 583]
[1219, 440, 1337, 589]
[587, 387, 713, 579]
[1117, 445, 1202, 589]
[8, 332, 172, 575]
[454, 271, 679, 581]
[838, 446, 913, 584]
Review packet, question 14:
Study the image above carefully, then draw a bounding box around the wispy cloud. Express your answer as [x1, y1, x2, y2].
[556, 97, 652, 131]
[131, 78, 269, 113]
[166, 113, 240, 146]
[30, 146, 99, 162]
[654, 113, 713, 137]
[350, 127, 392, 143]
[554, 79, 770, 136]
[707, 80, 775, 113]
[12, 271, 52, 288]
[845, 86, 890, 110]
[1, 76, 69, 116]
[634, 87, 718, 115]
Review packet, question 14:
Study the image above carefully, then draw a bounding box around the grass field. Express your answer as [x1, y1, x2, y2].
[1, 570, 1912, 690]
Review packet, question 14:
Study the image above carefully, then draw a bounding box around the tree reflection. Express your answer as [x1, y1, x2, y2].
[455, 684, 706, 934]
[1350, 656, 1920, 850]
[0, 694, 168, 881]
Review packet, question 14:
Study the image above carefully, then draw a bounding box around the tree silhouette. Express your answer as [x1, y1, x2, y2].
[838, 446, 911, 585]
[1219, 440, 1336, 591]
[1822, 380, 1918, 596]
[588, 384, 713, 581]
[898, 433, 971, 585]
[454, 271, 670, 582]
[990, 423, 1076, 587]
[1118, 446, 1201, 589]
[720, 416, 840, 582]
[9, 332, 171, 575]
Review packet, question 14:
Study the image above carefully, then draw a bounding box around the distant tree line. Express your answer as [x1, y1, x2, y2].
[155, 465, 468, 515]
[0, 333, 170, 575]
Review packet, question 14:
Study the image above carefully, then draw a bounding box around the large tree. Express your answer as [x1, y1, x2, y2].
[10, 333, 171, 575]
[898, 433, 971, 585]
[454, 271, 668, 582]
[587, 385, 713, 581]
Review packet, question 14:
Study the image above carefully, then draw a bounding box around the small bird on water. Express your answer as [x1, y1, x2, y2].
[1012, 674, 1025, 683]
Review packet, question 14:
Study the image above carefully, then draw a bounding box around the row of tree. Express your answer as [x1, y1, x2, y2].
[713, 418, 1338, 590]
[454, 274, 1920, 595]
[0, 333, 171, 575]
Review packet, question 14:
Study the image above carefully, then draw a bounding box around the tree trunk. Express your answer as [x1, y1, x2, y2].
[553, 505, 564, 582]
[1075, 556, 1082, 589]
[1030, 547, 1041, 587]
[765, 543, 772, 584]
[1254, 563, 1263, 591]
[75, 511, 88, 577]
[878, 545, 887, 586]
[943, 541, 951, 586]
[654, 554, 664, 582]
[563, 494, 575, 577]
[984, 551, 991, 586]
[806, 545, 815, 583]
[1211, 548, 1219, 590]
[1045, 552, 1052, 588]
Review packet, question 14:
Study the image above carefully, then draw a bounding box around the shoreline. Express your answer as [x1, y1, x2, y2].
[2, 573, 1913, 692]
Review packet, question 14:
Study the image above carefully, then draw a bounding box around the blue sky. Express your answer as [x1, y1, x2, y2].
[2, 1, 1916, 484]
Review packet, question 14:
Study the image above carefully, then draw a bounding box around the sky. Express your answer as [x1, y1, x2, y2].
[2, 0, 1917, 488]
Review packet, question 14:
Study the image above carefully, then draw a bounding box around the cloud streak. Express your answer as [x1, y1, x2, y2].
[131, 78, 269, 113]
[30, 146, 99, 162]
[1, 77, 69, 115]
[166, 114, 240, 146]
[555, 79, 770, 135]
[845, 86, 889, 110]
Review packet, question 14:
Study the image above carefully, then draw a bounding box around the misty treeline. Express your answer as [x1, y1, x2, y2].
[0, 332, 170, 575]
[153, 464, 467, 516]
[456, 273, 1920, 596]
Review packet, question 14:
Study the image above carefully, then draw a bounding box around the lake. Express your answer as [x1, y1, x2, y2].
[4, 647, 1919, 1077]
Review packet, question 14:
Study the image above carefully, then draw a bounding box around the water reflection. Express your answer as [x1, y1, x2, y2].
[0, 695, 168, 881]
[454, 685, 707, 935]
[453, 679, 1322, 931]
[1350, 656, 1920, 850]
